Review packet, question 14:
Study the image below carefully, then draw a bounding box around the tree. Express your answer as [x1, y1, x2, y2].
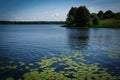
[114, 12, 120, 19]
[91, 13, 100, 25]
[104, 10, 114, 19]
[66, 6, 91, 27]
[97, 10, 104, 19]
[76, 6, 91, 27]
[66, 7, 77, 26]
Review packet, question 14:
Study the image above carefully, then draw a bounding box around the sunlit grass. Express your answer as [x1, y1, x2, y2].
[93, 18, 120, 28]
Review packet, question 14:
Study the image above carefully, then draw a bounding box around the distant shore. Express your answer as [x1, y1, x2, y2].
[0, 19, 120, 28]
[63, 18, 120, 28]
[0, 21, 65, 24]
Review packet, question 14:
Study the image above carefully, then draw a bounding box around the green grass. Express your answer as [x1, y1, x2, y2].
[93, 18, 120, 28]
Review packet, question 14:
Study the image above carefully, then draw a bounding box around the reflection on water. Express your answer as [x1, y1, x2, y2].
[88, 28, 120, 50]
[67, 28, 90, 51]
[0, 25, 120, 79]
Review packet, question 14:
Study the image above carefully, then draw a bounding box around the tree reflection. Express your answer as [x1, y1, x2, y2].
[66, 28, 90, 51]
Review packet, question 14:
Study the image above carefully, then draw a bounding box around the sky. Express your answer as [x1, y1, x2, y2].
[0, 0, 120, 21]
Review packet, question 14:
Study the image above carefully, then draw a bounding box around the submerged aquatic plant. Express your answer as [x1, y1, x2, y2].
[0, 65, 17, 70]
[6, 77, 14, 80]
[5, 52, 120, 80]
[18, 52, 120, 80]
[29, 63, 34, 66]
[19, 62, 25, 66]
[108, 54, 120, 59]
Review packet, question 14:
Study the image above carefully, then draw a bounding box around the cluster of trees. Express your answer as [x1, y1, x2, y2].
[97, 10, 120, 20]
[65, 6, 120, 27]
[66, 6, 91, 27]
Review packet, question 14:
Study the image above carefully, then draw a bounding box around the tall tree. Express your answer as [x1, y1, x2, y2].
[104, 10, 114, 19]
[66, 7, 77, 26]
[76, 6, 91, 27]
[97, 10, 104, 19]
[66, 6, 91, 27]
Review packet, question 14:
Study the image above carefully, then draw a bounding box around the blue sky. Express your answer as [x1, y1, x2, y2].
[0, 0, 120, 21]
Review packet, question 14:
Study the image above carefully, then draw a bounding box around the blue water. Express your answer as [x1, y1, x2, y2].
[0, 25, 120, 79]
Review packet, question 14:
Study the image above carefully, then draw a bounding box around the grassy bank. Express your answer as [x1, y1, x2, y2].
[93, 18, 120, 28]
[63, 19, 120, 28]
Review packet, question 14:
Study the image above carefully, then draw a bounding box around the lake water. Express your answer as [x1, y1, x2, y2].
[0, 25, 120, 80]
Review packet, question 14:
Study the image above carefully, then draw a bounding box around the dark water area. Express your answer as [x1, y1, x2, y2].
[0, 25, 120, 80]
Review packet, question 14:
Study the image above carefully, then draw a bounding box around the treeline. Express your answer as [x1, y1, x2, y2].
[97, 10, 120, 20]
[0, 21, 65, 24]
[65, 6, 120, 27]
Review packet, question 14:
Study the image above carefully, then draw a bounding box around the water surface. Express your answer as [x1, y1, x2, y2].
[0, 25, 120, 80]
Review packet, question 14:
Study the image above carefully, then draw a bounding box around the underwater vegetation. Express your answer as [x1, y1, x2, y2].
[102, 48, 120, 59]
[0, 65, 17, 70]
[4, 52, 120, 80]
[108, 50, 120, 59]
[6, 77, 14, 80]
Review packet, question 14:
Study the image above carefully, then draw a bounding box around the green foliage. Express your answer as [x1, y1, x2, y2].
[114, 12, 120, 19]
[66, 7, 77, 27]
[91, 13, 100, 25]
[97, 10, 104, 19]
[76, 6, 91, 27]
[93, 18, 120, 28]
[103, 10, 114, 19]
[66, 6, 91, 27]
[97, 10, 120, 20]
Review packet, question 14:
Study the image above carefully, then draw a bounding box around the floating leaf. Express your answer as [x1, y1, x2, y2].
[19, 62, 25, 66]
[6, 77, 14, 80]
[29, 63, 34, 66]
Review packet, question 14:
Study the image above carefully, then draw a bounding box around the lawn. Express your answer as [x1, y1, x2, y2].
[93, 18, 120, 28]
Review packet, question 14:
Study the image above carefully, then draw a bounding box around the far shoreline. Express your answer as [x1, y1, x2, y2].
[0, 21, 65, 25]
[0, 19, 120, 28]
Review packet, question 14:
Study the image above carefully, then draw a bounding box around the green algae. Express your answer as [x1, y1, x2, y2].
[0, 65, 17, 70]
[109, 50, 120, 53]
[20, 68, 23, 71]
[29, 63, 34, 66]
[6, 77, 14, 80]
[37, 57, 58, 68]
[0, 61, 3, 64]
[22, 69, 71, 80]
[106, 49, 120, 59]
[5, 52, 120, 80]
[9, 61, 13, 64]
[102, 48, 120, 53]
[20, 52, 120, 80]
[30, 68, 39, 71]
[19, 62, 25, 66]
[86, 53, 91, 57]
[25, 66, 30, 69]
[108, 54, 120, 59]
